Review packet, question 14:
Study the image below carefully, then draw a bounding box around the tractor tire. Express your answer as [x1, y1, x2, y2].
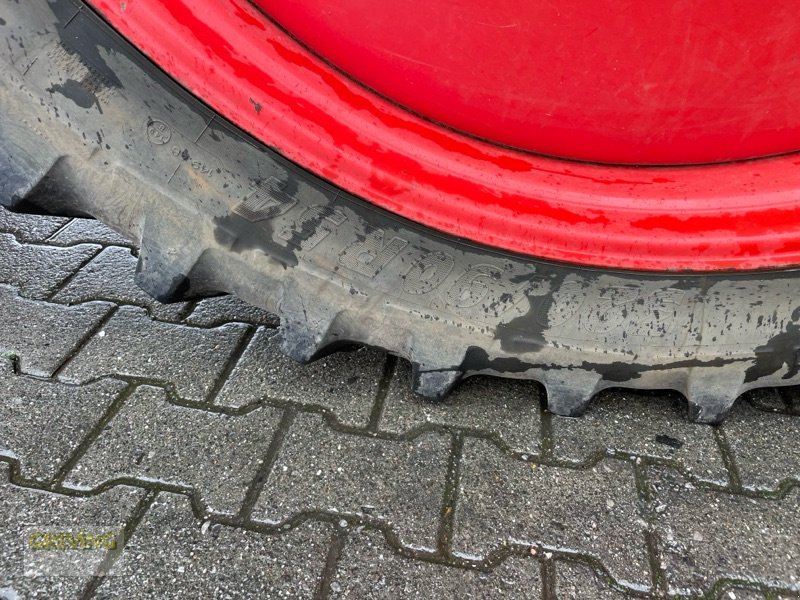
[2, 0, 799, 424]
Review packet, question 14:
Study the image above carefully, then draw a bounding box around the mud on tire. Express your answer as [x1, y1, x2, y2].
[2, 0, 800, 424]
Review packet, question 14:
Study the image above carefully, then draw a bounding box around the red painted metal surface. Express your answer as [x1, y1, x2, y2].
[252, 0, 800, 166]
[88, 0, 800, 272]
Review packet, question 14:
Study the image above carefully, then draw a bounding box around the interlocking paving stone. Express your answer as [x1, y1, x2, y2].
[0, 286, 112, 378]
[453, 438, 650, 588]
[0, 463, 145, 600]
[723, 402, 800, 490]
[48, 218, 134, 248]
[215, 327, 385, 427]
[0, 208, 69, 243]
[59, 305, 248, 402]
[52, 246, 188, 321]
[64, 386, 284, 516]
[0, 233, 99, 299]
[331, 529, 541, 598]
[0, 368, 125, 483]
[551, 390, 728, 482]
[97, 493, 332, 599]
[554, 560, 629, 599]
[381, 362, 541, 455]
[652, 467, 800, 595]
[252, 413, 450, 551]
[185, 295, 280, 328]
[5, 209, 800, 597]
[715, 587, 767, 600]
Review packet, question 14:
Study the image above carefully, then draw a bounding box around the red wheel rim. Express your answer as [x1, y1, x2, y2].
[252, 0, 800, 166]
[88, 0, 800, 272]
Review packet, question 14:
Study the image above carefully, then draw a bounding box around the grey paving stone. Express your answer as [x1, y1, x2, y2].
[554, 560, 629, 599]
[723, 402, 800, 491]
[715, 587, 767, 600]
[6, 209, 800, 596]
[97, 493, 331, 599]
[215, 327, 385, 427]
[381, 362, 541, 455]
[48, 218, 134, 248]
[0, 463, 145, 600]
[331, 529, 541, 598]
[552, 390, 727, 483]
[253, 412, 450, 551]
[185, 295, 280, 328]
[0, 285, 113, 378]
[453, 438, 650, 588]
[0, 369, 125, 483]
[0, 233, 99, 299]
[0, 208, 69, 243]
[59, 306, 248, 402]
[652, 467, 800, 595]
[65, 385, 284, 516]
[52, 246, 187, 321]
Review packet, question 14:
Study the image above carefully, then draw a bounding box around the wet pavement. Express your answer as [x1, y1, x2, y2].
[0, 206, 798, 599]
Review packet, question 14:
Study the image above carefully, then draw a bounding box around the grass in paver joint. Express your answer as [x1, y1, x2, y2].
[1, 351, 19, 373]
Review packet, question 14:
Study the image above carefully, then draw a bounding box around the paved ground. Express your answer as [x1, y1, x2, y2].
[0, 206, 798, 599]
